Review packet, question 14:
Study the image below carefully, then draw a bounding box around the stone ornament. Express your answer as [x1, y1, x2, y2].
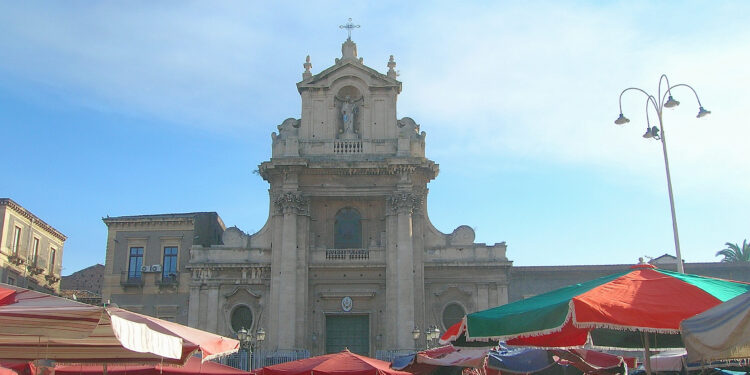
[388, 192, 423, 214]
[273, 118, 301, 140]
[341, 296, 353, 312]
[273, 192, 309, 215]
[450, 225, 476, 246]
[397, 117, 424, 139]
[387, 55, 397, 79]
[302, 55, 312, 80]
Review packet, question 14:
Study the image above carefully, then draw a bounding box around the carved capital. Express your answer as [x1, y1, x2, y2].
[273, 192, 309, 215]
[388, 192, 423, 215]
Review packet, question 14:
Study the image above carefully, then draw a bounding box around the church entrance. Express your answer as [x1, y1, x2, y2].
[325, 314, 369, 356]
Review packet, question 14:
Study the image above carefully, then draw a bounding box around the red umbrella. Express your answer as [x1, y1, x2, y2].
[251, 349, 411, 375]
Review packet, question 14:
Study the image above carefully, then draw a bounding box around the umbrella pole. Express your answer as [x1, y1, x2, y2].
[642, 332, 652, 375]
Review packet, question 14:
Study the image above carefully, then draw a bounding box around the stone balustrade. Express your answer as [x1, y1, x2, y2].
[310, 247, 385, 264]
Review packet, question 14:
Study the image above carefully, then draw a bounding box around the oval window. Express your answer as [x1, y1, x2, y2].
[230, 305, 253, 332]
[442, 302, 465, 330]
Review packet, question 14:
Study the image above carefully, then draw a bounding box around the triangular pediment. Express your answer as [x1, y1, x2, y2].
[297, 60, 401, 93]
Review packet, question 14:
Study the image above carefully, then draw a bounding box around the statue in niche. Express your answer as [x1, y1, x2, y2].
[335, 95, 363, 139]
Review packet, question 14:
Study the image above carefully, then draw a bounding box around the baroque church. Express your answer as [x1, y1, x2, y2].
[101, 36, 511, 356]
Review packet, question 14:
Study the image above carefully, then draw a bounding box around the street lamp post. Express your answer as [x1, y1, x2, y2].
[412, 326, 421, 350]
[615, 74, 710, 274]
[426, 325, 441, 349]
[236, 327, 266, 370]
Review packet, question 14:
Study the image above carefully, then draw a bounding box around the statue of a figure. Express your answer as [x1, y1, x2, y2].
[336, 95, 362, 139]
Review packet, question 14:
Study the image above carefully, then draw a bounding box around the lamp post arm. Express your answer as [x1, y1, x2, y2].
[668, 83, 706, 107]
[658, 74, 674, 108]
[618, 87, 654, 114]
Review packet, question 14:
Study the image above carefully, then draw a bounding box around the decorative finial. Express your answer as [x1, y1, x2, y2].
[303, 55, 312, 80]
[387, 55, 397, 79]
[339, 17, 360, 40]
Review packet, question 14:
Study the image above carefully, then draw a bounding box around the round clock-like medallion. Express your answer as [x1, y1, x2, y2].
[341, 296, 353, 312]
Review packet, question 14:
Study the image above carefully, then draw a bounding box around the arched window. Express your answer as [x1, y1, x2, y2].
[442, 302, 466, 330]
[334, 208, 362, 249]
[230, 305, 253, 333]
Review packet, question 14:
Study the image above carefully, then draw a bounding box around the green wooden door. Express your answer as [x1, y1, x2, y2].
[325, 315, 369, 356]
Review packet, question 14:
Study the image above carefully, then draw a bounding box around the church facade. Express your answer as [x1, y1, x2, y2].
[101, 38, 511, 356]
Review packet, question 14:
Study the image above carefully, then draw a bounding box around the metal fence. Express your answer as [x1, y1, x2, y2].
[375, 349, 416, 363]
[217, 349, 311, 371]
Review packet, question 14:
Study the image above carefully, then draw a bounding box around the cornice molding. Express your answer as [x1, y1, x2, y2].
[0, 199, 67, 241]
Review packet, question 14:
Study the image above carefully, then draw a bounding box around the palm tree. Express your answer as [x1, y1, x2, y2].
[716, 239, 750, 263]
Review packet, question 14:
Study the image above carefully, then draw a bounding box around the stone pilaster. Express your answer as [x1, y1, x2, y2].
[206, 286, 219, 333]
[188, 285, 200, 328]
[271, 192, 309, 349]
[385, 192, 422, 349]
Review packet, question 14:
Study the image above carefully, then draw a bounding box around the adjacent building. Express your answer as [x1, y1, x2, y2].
[101, 38, 511, 356]
[0, 198, 65, 293]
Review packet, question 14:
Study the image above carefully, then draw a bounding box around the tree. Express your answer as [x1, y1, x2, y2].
[716, 239, 750, 263]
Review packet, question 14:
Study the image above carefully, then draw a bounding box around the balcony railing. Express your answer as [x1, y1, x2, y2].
[333, 140, 363, 154]
[157, 272, 179, 287]
[325, 249, 369, 260]
[45, 274, 60, 284]
[310, 248, 384, 264]
[27, 264, 44, 276]
[119, 272, 144, 287]
[7, 253, 25, 266]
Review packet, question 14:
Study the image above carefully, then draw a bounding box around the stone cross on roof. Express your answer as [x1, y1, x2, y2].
[339, 18, 360, 40]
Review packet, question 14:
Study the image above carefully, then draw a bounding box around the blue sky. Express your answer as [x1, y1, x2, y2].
[1, 1, 748, 276]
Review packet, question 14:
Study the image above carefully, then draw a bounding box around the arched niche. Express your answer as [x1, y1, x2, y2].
[334, 85, 363, 139]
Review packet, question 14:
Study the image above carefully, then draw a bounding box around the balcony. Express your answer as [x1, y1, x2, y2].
[119, 272, 144, 287]
[27, 264, 44, 276]
[325, 249, 369, 260]
[7, 253, 25, 266]
[45, 274, 60, 284]
[310, 247, 385, 265]
[156, 272, 179, 288]
[333, 140, 363, 154]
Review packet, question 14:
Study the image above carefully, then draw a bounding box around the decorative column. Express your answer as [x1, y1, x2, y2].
[386, 192, 422, 349]
[272, 192, 308, 349]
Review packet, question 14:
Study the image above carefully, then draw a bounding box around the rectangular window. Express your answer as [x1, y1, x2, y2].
[31, 238, 40, 266]
[7, 277, 15, 285]
[11, 226, 21, 254]
[128, 247, 144, 279]
[49, 248, 56, 274]
[162, 246, 178, 280]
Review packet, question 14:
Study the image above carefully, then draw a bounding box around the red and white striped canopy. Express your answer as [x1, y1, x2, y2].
[0, 284, 239, 364]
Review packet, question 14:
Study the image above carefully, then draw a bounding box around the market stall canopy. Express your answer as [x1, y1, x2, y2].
[441, 264, 750, 350]
[54, 355, 250, 375]
[391, 345, 488, 375]
[0, 285, 239, 364]
[0, 283, 101, 339]
[681, 291, 750, 362]
[252, 349, 411, 375]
